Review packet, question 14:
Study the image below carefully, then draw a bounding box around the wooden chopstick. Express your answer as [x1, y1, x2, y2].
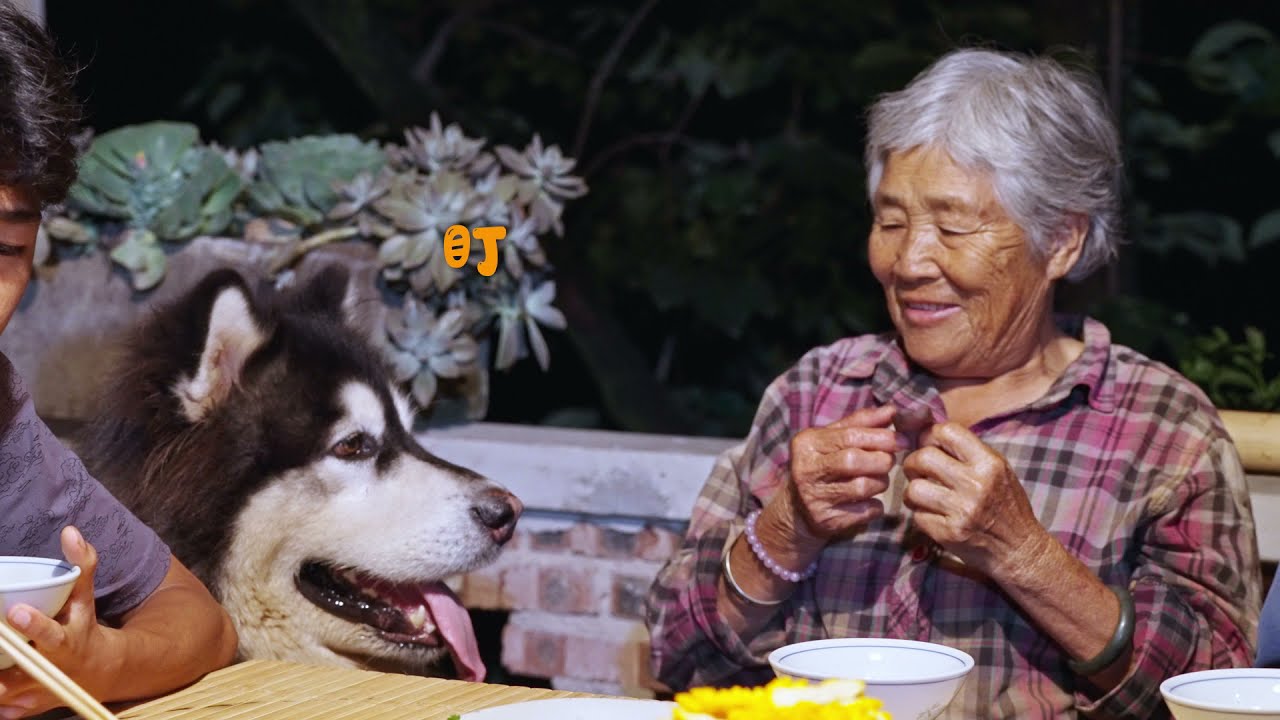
[0, 616, 118, 720]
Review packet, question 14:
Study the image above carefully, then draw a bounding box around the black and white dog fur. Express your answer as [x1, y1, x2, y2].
[75, 265, 521, 679]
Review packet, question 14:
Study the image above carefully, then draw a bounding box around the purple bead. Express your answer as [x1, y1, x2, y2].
[745, 509, 818, 583]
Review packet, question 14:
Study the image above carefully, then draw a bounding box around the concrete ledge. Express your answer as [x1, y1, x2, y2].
[418, 421, 736, 532]
[1224, 411, 1280, 474]
[419, 421, 1280, 564]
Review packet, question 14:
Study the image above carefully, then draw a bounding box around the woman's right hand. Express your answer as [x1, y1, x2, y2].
[760, 404, 901, 558]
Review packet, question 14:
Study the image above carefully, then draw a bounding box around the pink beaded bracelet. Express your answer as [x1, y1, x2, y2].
[745, 509, 819, 583]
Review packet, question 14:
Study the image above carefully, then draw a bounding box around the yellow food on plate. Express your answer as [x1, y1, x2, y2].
[672, 676, 891, 720]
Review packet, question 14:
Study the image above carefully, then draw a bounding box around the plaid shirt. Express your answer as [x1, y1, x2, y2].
[646, 316, 1261, 719]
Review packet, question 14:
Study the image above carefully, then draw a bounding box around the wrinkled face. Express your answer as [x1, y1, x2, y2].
[0, 186, 40, 335]
[867, 146, 1074, 379]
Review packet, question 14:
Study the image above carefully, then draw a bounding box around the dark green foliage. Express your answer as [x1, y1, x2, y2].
[47, 0, 1280, 426]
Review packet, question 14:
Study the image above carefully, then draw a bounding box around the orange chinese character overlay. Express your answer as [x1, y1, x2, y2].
[444, 224, 507, 277]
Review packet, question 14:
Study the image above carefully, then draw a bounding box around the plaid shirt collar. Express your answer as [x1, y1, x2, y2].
[835, 315, 1119, 423]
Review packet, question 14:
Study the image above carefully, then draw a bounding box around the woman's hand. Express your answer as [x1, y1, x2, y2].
[762, 404, 902, 557]
[0, 526, 119, 719]
[718, 404, 902, 626]
[902, 421, 1053, 581]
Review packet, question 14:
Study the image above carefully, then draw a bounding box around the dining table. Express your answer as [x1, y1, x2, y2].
[41, 659, 620, 720]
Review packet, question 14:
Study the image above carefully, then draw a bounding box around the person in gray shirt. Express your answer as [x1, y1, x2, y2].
[0, 3, 238, 716]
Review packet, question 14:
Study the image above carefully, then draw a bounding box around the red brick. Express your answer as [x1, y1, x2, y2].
[538, 566, 597, 614]
[507, 527, 530, 551]
[502, 624, 565, 678]
[567, 524, 602, 555]
[611, 574, 652, 620]
[459, 569, 502, 609]
[562, 630, 653, 685]
[598, 527, 639, 558]
[529, 528, 570, 552]
[499, 563, 540, 610]
[562, 634, 624, 683]
[635, 526, 683, 561]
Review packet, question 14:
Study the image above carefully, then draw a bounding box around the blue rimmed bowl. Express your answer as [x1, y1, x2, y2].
[768, 637, 974, 719]
[1161, 668, 1280, 719]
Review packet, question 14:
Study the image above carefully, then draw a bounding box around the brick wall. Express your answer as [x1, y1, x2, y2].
[457, 521, 685, 697]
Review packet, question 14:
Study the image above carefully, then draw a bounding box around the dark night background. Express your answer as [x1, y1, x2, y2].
[41, 0, 1280, 438]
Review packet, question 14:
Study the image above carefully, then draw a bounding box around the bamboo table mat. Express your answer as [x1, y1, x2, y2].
[114, 660, 606, 720]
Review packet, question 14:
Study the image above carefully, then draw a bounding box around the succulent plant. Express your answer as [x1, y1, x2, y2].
[369, 170, 485, 294]
[245, 135, 386, 228]
[494, 276, 568, 372]
[493, 134, 589, 236]
[42, 112, 588, 421]
[109, 228, 167, 291]
[399, 113, 491, 175]
[500, 207, 547, 279]
[382, 294, 481, 409]
[42, 216, 100, 246]
[65, 121, 243, 289]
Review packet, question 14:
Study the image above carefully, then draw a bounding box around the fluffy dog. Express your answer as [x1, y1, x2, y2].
[74, 265, 521, 680]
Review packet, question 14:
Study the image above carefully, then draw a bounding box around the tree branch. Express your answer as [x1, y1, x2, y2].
[582, 132, 681, 178]
[268, 227, 361, 274]
[572, 0, 661, 159]
[658, 83, 706, 166]
[475, 19, 579, 62]
[412, 9, 467, 86]
[583, 81, 705, 177]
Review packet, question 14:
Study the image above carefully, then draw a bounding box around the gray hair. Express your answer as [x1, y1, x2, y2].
[865, 48, 1122, 281]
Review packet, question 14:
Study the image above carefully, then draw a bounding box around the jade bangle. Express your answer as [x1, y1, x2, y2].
[1067, 584, 1135, 676]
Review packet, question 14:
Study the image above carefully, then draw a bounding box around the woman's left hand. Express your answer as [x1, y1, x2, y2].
[902, 422, 1052, 580]
[0, 526, 120, 718]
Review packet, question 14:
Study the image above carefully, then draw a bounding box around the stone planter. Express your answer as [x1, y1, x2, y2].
[0, 236, 389, 422]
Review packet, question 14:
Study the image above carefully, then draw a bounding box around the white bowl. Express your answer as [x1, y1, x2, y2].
[768, 638, 974, 720]
[0, 557, 81, 670]
[1161, 668, 1280, 719]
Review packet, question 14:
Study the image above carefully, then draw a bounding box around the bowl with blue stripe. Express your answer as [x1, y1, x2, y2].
[768, 637, 974, 719]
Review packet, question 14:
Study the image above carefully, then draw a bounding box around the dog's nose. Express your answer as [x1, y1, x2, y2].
[472, 488, 523, 545]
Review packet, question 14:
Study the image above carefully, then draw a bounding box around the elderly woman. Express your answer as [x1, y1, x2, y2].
[645, 48, 1261, 719]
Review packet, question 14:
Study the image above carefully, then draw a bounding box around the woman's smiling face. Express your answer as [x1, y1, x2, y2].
[868, 145, 1078, 380]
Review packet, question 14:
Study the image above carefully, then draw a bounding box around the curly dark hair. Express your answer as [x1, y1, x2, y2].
[0, 1, 82, 209]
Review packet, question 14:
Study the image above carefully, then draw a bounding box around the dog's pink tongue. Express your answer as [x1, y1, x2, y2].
[423, 585, 486, 682]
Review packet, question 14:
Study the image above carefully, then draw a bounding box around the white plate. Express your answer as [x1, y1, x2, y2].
[460, 697, 676, 719]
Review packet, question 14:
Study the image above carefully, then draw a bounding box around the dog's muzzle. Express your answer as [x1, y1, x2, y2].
[471, 488, 522, 546]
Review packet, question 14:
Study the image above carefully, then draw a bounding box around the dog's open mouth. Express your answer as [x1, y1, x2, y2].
[295, 561, 485, 680]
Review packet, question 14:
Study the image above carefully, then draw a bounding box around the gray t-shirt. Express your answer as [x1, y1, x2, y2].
[0, 353, 170, 621]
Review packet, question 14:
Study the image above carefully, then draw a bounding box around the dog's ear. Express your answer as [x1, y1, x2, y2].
[173, 273, 268, 423]
[290, 263, 363, 327]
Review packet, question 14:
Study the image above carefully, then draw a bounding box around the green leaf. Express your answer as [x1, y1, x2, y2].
[672, 44, 716, 97]
[646, 265, 691, 311]
[1129, 75, 1162, 105]
[94, 122, 200, 177]
[411, 368, 438, 408]
[1187, 20, 1276, 94]
[246, 134, 386, 228]
[377, 234, 410, 267]
[1249, 209, 1280, 249]
[1140, 212, 1244, 265]
[1212, 366, 1260, 393]
[108, 228, 167, 291]
[1246, 326, 1269, 358]
[850, 41, 921, 76]
[68, 122, 240, 244]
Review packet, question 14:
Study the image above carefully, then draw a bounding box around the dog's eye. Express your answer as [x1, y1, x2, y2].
[332, 432, 376, 460]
